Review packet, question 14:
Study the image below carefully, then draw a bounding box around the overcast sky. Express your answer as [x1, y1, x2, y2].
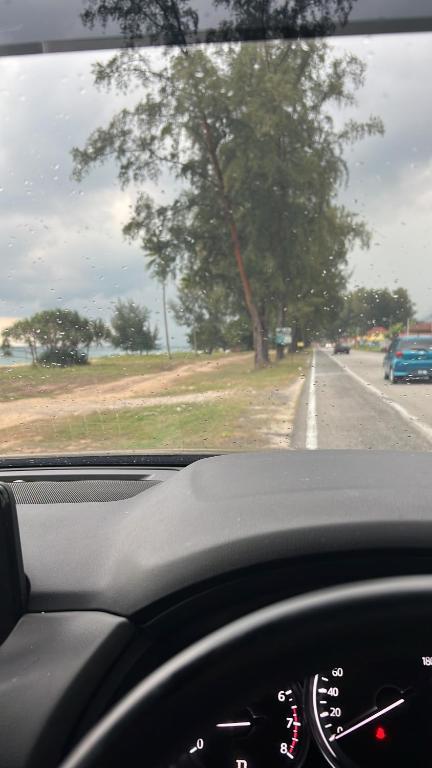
[1, 31, 432, 348]
[334, 32, 432, 319]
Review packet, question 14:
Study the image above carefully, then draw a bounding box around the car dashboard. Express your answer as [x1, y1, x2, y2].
[1, 450, 432, 768]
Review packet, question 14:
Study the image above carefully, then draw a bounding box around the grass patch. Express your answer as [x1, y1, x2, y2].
[150, 352, 307, 398]
[1, 399, 247, 453]
[0, 351, 308, 454]
[0, 352, 213, 402]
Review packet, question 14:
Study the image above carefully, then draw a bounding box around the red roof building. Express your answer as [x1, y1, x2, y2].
[407, 322, 432, 334]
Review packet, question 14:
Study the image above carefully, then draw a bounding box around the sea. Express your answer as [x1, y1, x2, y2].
[0, 344, 188, 366]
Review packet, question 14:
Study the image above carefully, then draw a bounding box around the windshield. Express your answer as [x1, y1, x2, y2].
[397, 339, 432, 350]
[2, 24, 432, 455]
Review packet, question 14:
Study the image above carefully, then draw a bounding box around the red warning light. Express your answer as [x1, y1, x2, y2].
[375, 726, 386, 741]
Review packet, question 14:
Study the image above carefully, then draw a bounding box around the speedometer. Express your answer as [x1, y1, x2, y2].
[309, 657, 432, 767]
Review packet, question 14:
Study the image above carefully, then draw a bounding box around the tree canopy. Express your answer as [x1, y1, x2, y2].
[171, 278, 239, 353]
[73, 37, 383, 364]
[110, 299, 159, 353]
[80, 0, 355, 45]
[336, 287, 415, 336]
[4, 310, 110, 366]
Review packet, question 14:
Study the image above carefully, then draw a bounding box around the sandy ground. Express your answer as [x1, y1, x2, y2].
[268, 376, 306, 447]
[0, 352, 307, 453]
[0, 354, 249, 431]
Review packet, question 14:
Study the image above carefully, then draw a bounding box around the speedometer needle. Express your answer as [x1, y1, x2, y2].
[329, 698, 405, 742]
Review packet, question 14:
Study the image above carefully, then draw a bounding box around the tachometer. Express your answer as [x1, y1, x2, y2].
[309, 657, 432, 767]
[178, 684, 308, 767]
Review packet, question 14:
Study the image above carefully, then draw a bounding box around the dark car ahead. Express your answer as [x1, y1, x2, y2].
[384, 335, 432, 383]
[334, 342, 350, 354]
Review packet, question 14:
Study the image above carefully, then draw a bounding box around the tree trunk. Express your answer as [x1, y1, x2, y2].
[276, 302, 285, 360]
[30, 340, 37, 365]
[162, 281, 172, 359]
[193, 326, 198, 355]
[199, 113, 269, 368]
[289, 321, 299, 354]
[252, 316, 269, 367]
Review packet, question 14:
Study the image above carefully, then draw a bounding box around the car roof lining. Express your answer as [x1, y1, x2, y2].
[1, 0, 432, 58]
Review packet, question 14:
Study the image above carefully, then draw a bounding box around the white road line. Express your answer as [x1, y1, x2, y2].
[327, 352, 432, 446]
[306, 349, 318, 450]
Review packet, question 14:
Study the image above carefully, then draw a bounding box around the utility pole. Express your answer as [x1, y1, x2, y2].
[162, 281, 172, 359]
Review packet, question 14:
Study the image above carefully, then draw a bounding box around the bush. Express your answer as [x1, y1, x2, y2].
[4, 309, 110, 366]
[38, 349, 89, 367]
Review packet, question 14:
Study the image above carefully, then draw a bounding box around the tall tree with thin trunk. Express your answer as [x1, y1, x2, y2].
[123, 198, 178, 359]
[161, 282, 171, 359]
[72, 32, 382, 366]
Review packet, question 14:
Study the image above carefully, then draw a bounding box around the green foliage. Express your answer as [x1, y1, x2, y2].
[388, 322, 405, 339]
[336, 287, 415, 336]
[4, 310, 110, 366]
[124, 198, 179, 283]
[72, 38, 384, 364]
[80, 0, 354, 45]
[111, 299, 159, 353]
[1, 337, 12, 358]
[171, 277, 254, 353]
[38, 348, 89, 366]
[222, 317, 253, 351]
[81, 0, 198, 45]
[91, 318, 112, 346]
[171, 279, 231, 353]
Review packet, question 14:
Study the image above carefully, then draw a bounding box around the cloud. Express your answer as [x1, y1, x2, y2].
[0, 46, 186, 345]
[1, 30, 432, 344]
[327, 32, 432, 316]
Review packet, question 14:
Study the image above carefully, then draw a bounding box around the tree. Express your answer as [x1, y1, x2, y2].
[3, 310, 110, 366]
[1, 337, 12, 358]
[171, 279, 233, 353]
[170, 281, 203, 355]
[223, 316, 253, 351]
[111, 299, 159, 354]
[392, 288, 415, 326]
[3, 318, 40, 364]
[91, 318, 112, 348]
[80, 0, 355, 46]
[387, 322, 405, 339]
[72, 34, 382, 367]
[337, 287, 415, 336]
[124, 198, 179, 359]
[210, 0, 354, 41]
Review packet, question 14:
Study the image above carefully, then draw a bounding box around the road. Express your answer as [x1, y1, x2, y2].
[293, 349, 432, 450]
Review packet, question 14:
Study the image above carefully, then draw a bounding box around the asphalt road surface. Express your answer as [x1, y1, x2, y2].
[293, 349, 432, 450]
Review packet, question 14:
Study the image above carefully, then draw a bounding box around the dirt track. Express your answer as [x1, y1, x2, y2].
[0, 354, 249, 431]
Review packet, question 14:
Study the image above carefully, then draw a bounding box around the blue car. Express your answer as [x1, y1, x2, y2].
[384, 335, 432, 383]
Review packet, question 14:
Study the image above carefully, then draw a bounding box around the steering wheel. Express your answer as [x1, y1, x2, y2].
[60, 576, 432, 768]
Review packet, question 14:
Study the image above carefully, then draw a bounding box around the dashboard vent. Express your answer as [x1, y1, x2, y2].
[6, 479, 161, 504]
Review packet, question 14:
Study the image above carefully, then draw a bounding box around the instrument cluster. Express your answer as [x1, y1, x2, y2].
[173, 656, 432, 768]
